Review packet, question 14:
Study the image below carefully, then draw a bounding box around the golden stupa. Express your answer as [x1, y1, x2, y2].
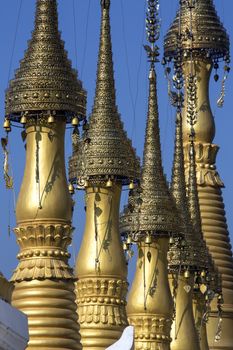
[1, 0, 232, 350]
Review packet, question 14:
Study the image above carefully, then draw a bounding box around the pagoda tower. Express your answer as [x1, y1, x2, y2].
[164, 0, 233, 348]
[69, 0, 140, 349]
[4, 1, 86, 349]
[120, 1, 180, 348]
[164, 18, 217, 349]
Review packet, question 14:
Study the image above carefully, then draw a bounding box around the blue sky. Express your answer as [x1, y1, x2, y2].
[0, 0, 232, 283]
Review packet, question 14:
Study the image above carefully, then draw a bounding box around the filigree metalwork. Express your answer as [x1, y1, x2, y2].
[69, 0, 140, 185]
[5, 0, 86, 122]
[164, 0, 230, 62]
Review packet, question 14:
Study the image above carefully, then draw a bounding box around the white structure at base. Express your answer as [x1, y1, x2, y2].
[0, 299, 29, 350]
[106, 326, 134, 350]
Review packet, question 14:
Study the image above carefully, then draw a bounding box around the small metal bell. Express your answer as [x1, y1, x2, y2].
[3, 119, 11, 130]
[106, 178, 113, 188]
[145, 235, 152, 245]
[123, 242, 128, 251]
[72, 116, 79, 126]
[184, 270, 190, 279]
[48, 115, 55, 124]
[201, 270, 206, 278]
[20, 115, 27, 125]
[68, 183, 75, 195]
[169, 236, 175, 245]
[126, 236, 132, 245]
[129, 181, 135, 190]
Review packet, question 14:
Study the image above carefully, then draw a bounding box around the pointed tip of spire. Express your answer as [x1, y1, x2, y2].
[101, 0, 110, 10]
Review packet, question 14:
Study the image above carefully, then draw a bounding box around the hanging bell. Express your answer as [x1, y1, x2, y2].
[48, 115, 55, 124]
[169, 236, 175, 245]
[3, 118, 11, 131]
[145, 235, 152, 245]
[129, 181, 135, 190]
[72, 116, 79, 126]
[126, 236, 132, 245]
[184, 270, 190, 279]
[20, 115, 27, 125]
[201, 270, 206, 278]
[106, 178, 113, 188]
[68, 183, 75, 195]
[84, 179, 89, 188]
[123, 242, 128, 251]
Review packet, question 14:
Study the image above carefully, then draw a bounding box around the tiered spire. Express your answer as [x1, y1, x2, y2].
[121, 2, 180, 348]
[164, 0, 229, 61]
[138, 66, 179, 235]
[169, 113, 203, 271]
[69, 1, 139, 348]
[69, 0, 140, 185]
[5, 0, 86, 121]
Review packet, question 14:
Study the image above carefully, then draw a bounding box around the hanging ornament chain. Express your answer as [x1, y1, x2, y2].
[1, 135, 13, 190]
[35, 116, 42, 209]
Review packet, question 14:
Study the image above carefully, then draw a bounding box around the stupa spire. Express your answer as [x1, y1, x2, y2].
[68, 0, 140, 349]
[121, 2, 179, 349]
[164, 1, 233, 347]
[4, 1, 86, 349]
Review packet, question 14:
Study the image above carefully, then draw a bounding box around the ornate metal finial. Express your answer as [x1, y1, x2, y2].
[5, 0, 86, 123]
[69, 0, 140, 185]
[144, 0, 160, 66]
[101, 0, 110, 9]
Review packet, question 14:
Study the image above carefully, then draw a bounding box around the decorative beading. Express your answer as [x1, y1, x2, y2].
[5, 0, 86, 120]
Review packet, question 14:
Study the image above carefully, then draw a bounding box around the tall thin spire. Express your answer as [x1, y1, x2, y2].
[69, 1, 139, 348]
[121, 2, 179, 349]
[70, 0, 139, 184]
[138, 65, 179, 234]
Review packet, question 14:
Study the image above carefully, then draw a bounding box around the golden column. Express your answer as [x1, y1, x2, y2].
[120, 2, 180, 348]
[167, 33, 214, 348]
[69, 1, 140, 349]
[4, 1, 86, 349]
[164, 1, 233, 348]
[169, 113, 201, 350]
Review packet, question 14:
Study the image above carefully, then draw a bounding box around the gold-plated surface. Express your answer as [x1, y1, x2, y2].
[10, 119, 82, 349]
[6, 0, 86, 120]
[138, 69, 179, 235]
[75, 184, 128, 349]
[121, 3, 180, 348]
[69, 0, 140, 184]
[121, 68, 179, 237]
[5, 1, 85, 346]
[193, 292, 209, 350]
[12, 279, 81, 349]
[182, 60, 233, 349]
[170, 275, 200, 350]
[128, 240, 173, 350]
[182, 60, 215, 144]
[16, 121, 72, 224]
[164, 0, 229, 60]
[169, 112, 204, 270]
